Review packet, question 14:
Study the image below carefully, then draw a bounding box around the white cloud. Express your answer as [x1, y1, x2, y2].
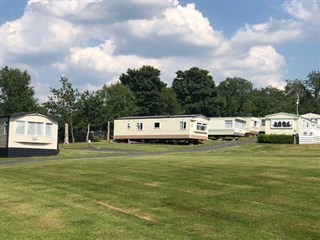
[1, 0, 318, 102]
[283, 0, 320, 25]
[230, 19, 303, 48]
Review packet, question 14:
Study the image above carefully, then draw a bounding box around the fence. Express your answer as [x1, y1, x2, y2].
[299, 128, 320, 144]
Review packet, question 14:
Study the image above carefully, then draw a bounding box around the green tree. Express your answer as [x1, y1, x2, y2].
[0, 66, 38, 115]
[172, 67, 217, 116]
[119, 65, 168, 116]
[216, 77, 253, 116]
[284, 79, 314, 115]
[75, 90, 103, 141]
[161, 87, 182, 115]
[97, 83, 138, 122]
[43, 76, 79, 143]
[248, 86, 286, 116]
[305, 71, 320, 113]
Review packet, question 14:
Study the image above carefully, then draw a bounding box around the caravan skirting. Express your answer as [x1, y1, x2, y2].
[0, 147, 59, 158]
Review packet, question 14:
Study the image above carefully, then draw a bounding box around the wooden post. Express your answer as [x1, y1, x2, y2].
[86, 123, 90, 142]
[64, 123, 69, 144]
[107, 121, 110, 142]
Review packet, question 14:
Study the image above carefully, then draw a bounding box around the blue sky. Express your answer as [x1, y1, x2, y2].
[1, 0, 319, 101]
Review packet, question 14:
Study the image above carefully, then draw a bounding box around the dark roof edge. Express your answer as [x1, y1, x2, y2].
[0, 112, 58, 122]
[115, 114, 209, 120]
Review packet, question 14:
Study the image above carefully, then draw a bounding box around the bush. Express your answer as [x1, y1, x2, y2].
[257, 134, 294, 144]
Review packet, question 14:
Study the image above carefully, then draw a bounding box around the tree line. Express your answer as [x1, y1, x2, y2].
[1, 65, 319, 142]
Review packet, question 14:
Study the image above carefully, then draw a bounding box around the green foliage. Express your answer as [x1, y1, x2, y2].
[75, 90, 103, 136]
[43, 76, 80, 143]
[160, 87, 182, 115]
[258, 134, 294, 144]
[0, 66, 38, 115]
[217, 77, 253, 116]
[172, 67, 216, 116]
[120, 65, 169, 116]
[305, 71, 320, 113]
[97, 83, 138, 122]
[248, 87, 286, 117]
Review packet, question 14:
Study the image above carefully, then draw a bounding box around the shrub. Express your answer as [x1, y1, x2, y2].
[257, 134, 294, 144]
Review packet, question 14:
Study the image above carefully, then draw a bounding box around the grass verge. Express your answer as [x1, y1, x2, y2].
[0, 143, 319, 239]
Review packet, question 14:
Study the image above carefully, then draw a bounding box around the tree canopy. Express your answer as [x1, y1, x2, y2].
[120, 65, 171, 116]
[172, 67, 217, 116]
[3, 64, 319, 143]
[0, 66, 38, 115]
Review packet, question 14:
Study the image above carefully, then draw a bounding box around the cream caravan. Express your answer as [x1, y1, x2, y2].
[0, 112, 59, 157]
[114, 114, 209, 143]
[208, 117, 246, 139]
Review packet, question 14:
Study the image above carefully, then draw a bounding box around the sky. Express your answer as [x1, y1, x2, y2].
[0, 0, 319, 102]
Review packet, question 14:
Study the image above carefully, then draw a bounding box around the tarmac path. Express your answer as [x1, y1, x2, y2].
[0, 138, 257, 165]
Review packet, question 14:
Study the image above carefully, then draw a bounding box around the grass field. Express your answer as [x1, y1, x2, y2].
[0, 142, 319, 239]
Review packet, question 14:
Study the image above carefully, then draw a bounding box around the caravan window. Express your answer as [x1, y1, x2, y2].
[180, 121, 187, 130]
[225, 120, 233, 128]
[15, 121, 25, 134]
[3, 121, 8, 135]
[196, 122, 207, 131]
[137, 122, 143, 130]
[46, 123, 53, 136]
[271, 119, 292, 128]
[28, 122, 44, 136]
[154, 122, 160, 129]
[235, 121, 246, 129]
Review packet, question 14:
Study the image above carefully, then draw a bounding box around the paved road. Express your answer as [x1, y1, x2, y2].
[0, 138, 257, 165]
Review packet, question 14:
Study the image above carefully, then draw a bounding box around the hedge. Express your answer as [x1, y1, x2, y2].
[257, 134, 294, 144]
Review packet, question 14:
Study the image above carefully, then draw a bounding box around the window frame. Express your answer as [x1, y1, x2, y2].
[137, 122, 143, 131]
[225, 120, 233, 128]
[196, 122, 207, 131]
[180, 121, 187, 130]
[27, 121, 44, 136]
[45, 123, 53, 136]
[271, 119, 292, 128]
[154, 122, 160, 129]
[3, 121, 8, 136]
[15, 120, 26, 135]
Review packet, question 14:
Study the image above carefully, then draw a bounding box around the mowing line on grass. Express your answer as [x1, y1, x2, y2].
[95, 201, 154, 222]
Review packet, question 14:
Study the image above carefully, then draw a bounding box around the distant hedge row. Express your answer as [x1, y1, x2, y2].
[257, 134, 294, 144]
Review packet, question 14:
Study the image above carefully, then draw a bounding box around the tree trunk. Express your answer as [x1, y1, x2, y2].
[64, 123, 69, 144]
[106, 121, 110, 142]
[86, 123, 90, 142]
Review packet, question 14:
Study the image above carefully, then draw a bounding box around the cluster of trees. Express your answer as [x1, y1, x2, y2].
[1, 65, 319, 142]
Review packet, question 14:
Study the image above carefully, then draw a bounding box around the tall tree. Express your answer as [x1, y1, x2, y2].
[284, 79, 314, 115]
[0, 66, 38, 115]
[216, 77, 253, 116]
[75, 90, 103, 142]
[305, 71, 320, 113]
[161, 87, 182, 115]
[97, 83, 138, 122]
[43, 76, 79, 143]
[248, 86, 286, 117]
[172, 67, 217, 116]
[119, 65, 168, 116]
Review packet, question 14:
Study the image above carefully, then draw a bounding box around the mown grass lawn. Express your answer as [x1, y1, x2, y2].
[0, 143, 319, 240]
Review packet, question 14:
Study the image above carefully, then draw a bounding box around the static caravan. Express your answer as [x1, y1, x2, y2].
[0, 112, 59, 157]
[113, 114, 209, 142]
[244, 117, 260, 136]
[208, 117, 246, 139]
[300, 113, 320, 126]
[264, 112, 317, 135]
